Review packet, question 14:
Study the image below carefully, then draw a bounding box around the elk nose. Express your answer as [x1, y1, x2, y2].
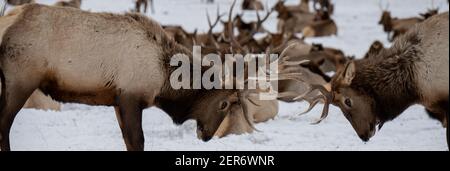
[359, 134, 371, 142]
[202, 135, 213, 142]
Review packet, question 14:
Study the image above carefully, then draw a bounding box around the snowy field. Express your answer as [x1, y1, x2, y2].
[6, 0, 449, 151]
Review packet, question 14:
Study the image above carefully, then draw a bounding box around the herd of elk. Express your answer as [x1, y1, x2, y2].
[378, 1, 440, 42]
[0, 0, 447, 151]
[275, 0, 337, 37]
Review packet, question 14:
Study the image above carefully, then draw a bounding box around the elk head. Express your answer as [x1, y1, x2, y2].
[189, 90, 246, 141]
[329, 61, 379, 141]
[378, 1, 392, 32]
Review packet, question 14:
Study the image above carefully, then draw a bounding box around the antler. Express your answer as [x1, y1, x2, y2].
[206, 5, 225, 49]
[238, 3, 274, 45]
[261, 43, 333, 124]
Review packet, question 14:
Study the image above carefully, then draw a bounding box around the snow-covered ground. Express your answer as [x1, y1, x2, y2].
[7, 0, 449, 151]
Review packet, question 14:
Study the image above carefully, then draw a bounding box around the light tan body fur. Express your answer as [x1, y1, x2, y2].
[214, 97, 278, 137]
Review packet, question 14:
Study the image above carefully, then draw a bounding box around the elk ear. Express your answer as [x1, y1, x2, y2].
[342, 61, 355, 86]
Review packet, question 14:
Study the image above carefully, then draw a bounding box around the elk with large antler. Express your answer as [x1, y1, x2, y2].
[0, 3, 266, 151]
[303, 13, 449, 146]
[211, 0, 334, 137]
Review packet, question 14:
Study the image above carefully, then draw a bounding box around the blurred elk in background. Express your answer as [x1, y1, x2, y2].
[363, 40, 384, 59]
[135, 0, 154, 14]
[54, 0, 82, 9]
[378, 0, 439, 42]
[242, 0, 264, 11]
[302, 11, 337, 37]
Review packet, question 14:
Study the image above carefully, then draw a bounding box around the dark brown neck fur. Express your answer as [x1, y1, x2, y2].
[352, 31, 422, 122]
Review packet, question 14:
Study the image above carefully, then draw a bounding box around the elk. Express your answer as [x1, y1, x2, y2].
[213, 1, 327, 137]
[242, 0, 264, 11]
[5, 0, 33, 5]
[302, 11, 337, 37]
[312, 0, 334, 14]
[135, 0, 154, 14]
[363, 40, 384, 59]
[0, 3, 264, 151]
[214, 92, 278, 138]
[303, 13, 449, 144]
[378, 10, 423, 42]
[54, 0, 82, 9]
[274, 0, 311, 14]
[274, 0, 317, 34]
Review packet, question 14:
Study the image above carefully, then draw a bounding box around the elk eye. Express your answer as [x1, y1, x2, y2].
[219, 101, 229, 110]
[344, 98, 352, 108]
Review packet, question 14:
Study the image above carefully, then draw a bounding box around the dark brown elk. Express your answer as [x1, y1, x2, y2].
[54, 0, 82, 8]
[303, 13, 449, 144]
[242, 0, 264, 11]
[135, 0, 154, 14]
[0, 4, 262, 151]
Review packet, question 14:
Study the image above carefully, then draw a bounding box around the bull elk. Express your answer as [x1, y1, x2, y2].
[0, 4, 264, 151]
[304, 13, 449, 145]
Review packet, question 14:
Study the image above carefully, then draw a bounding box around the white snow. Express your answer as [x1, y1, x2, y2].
[8, 0, 449, 151]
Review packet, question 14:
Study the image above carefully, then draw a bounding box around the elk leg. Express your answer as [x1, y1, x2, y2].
[115, 94, 144, 151]
[135, 1, 141, 13]
[0, 86, 36, 151]
[143, 0, 148, 13]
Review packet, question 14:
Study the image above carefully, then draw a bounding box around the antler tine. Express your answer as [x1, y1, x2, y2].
[238, 90, 260, 132]
[237, 3, 274, 47]
[264, 43, 333, 123]
[206, 9, 213, 32]
[377, 0, 383, 11]
[227, 0, 246, 53]
[206, 6, 224, 35]
[292, 84, 333, 124]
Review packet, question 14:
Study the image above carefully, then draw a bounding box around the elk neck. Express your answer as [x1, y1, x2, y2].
[351, 32, 423, 122]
